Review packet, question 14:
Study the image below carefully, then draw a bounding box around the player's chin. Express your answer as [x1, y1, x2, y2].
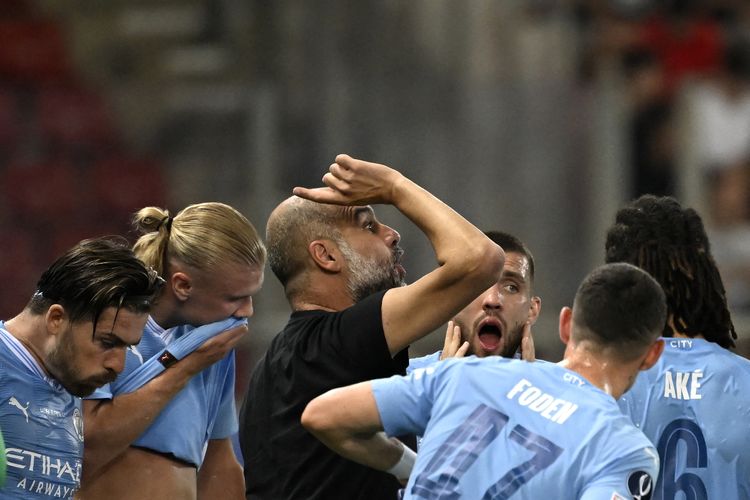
[475, 345, 502, 358]
[66, 384, 97, 398]
[68, 379, 109, 397]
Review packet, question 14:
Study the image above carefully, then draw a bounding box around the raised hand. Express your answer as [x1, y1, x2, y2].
[292, 154, 404, 206]
[439, 321, 469, 360]
[519, 321, 535, 362]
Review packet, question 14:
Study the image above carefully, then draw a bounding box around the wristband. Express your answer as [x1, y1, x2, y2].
[386, 444, 416, 480]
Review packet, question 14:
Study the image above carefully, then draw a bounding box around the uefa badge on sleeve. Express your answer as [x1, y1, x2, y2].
[627, 471, 653, 500]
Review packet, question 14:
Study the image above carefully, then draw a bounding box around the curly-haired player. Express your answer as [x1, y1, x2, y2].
[606, 194, 750, 499]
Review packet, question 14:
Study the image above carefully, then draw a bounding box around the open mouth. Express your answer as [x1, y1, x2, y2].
[394, 263, 406, 281]
[478, 323, 503, 352]
[393, 248, 406, 281]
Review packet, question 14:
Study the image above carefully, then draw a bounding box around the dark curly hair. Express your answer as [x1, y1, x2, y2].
[605, 195, 736, 349]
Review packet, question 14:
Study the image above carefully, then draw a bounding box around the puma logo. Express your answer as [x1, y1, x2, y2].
[8, 396, 30, 422]
[129, 345, 144, 364]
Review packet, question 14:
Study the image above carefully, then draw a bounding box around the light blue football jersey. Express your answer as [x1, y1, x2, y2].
[88, 317, 237, 467]
[408, 349, 528, 375]
[407, 352, 441, 374]
[618, 338, 750, 499]
[373, 357, 658, 500]
[0, 324, 82, 498]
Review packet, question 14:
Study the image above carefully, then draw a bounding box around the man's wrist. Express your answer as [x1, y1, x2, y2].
[386, 443, 416, 480]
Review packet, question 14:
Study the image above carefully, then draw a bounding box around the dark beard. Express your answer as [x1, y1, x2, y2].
[47, 339, 99, 397]
[502, 324, 525, 358]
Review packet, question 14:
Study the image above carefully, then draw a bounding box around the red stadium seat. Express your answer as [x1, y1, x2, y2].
[0, 20, 70, 83]
[1, 161, 83, 223]
[36, 85, 118, 156]
[0, 225, 42, 318]
[0, 86, 20, 153]
[90, 156, 168, 221]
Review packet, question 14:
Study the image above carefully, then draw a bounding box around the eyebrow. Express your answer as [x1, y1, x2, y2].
[354, 207, 375, 223]
[502, 270, 527, 283]
[227, 293, 252, 302]
[96, 331, 134, 348]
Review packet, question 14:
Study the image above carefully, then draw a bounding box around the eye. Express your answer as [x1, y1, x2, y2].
[503, 284, 519, 294]
[99, 339, 117, 349]
[364, 221, 376, 232]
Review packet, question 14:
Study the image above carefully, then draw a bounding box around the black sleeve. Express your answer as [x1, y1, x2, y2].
[325, 290, 399, 379]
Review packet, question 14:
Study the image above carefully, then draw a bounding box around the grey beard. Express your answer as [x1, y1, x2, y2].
[338, 240, 404, 302]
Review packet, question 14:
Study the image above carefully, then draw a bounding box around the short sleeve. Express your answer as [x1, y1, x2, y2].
[326, 291, 395, 377]
[407, 352, 442, 374]
[580, 446, 659, 500]
[210, 353, 238, 439]
[372, 363, 444, 437]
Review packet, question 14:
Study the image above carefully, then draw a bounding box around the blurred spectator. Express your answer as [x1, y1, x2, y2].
[578, 0, 727, 197]
[680, 39, 750, 314]
[690, 39, 750, 172]
[623, 49, 676, 196]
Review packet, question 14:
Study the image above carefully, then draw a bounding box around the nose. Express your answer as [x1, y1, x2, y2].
[384, 224, 400, 248]
[104, 348, 127, 375]
[482, 285, 503, 310]
[234, 297, 254, 319]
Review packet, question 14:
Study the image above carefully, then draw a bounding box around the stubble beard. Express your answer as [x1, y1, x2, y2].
[339, 240, 405, 303]
[47, 329, 102, 397]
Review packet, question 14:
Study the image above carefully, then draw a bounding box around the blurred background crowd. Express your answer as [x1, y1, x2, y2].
[1, 0, 750, 401]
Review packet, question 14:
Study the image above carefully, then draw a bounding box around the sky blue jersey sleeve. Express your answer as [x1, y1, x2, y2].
[372, 364, 446, 438]
[406, 352, 441, 375]
[88, 383, 112, 399]
[580, 446, 659, 500]
[208, 351, 238, 439]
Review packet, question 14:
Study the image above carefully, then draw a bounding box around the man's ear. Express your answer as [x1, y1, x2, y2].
[640, 339, 665, 371]
[309, 240, 343, 273]
[558, 306, 572, 345]
[172, 271, 192, 302]
[45, 304, 67, 336]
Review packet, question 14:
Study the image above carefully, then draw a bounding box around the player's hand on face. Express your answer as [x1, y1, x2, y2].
[519, 321, 535, 362]
[439, 321, 469, 360]
[183, 324, 248, 374]
[292, 154, 403, 206]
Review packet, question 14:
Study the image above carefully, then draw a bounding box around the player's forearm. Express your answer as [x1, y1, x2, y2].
[319, 430, 406, 472]
[391, 175, 503, 278]
[82, 365, 195, 479]
[302, 384, 400, 471]
[380, 177, 504, 354]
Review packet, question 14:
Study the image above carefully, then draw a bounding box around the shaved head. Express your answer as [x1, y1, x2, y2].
[266, 196, 343, 287]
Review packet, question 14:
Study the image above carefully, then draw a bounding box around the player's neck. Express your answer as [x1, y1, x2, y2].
[672, 331, 704, 340]
[3, 312, 54, 376]
[667, 316, 705, 340]
[290, 273, 355, 312]
[148, 291, 186, 330]
[559, 350, 636, 400]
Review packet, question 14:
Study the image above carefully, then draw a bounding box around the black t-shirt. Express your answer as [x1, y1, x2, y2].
[240, 291, 410, 500]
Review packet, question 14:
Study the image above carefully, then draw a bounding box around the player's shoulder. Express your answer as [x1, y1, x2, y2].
[717, 345, 750, 372]
[439, 354, 519, 373]
[587, 413, 658, 476]
[407, 351, 442, 374]
[660, 338, 748, 367]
